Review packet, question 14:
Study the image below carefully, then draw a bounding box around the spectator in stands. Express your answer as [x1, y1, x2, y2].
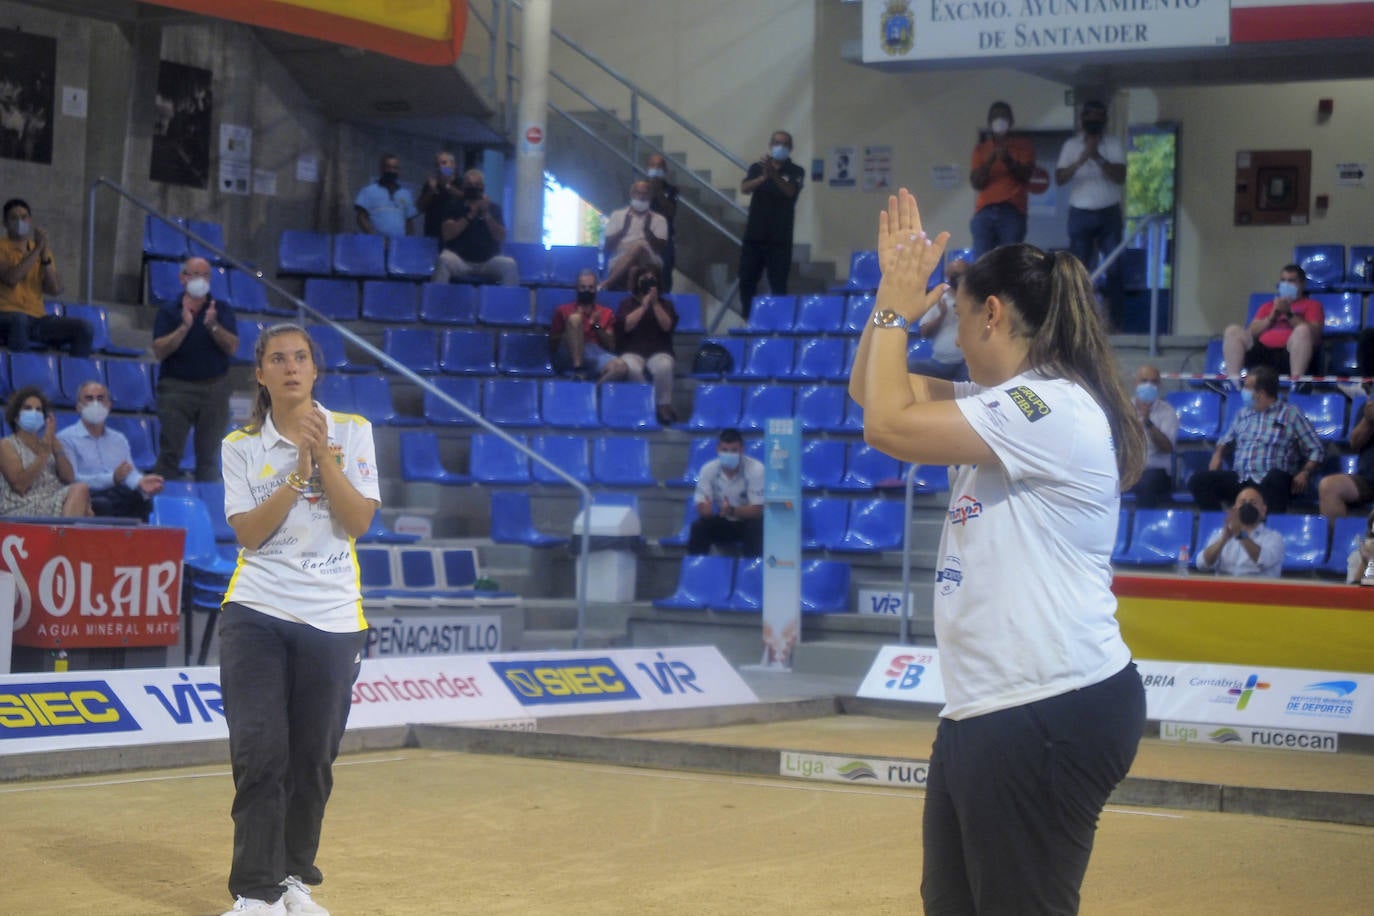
[1054, 99, 1126, 325]
[738, 129, 804, 319]
[615, 267, 679, 425]
[1188, 364, 1323, 514]
[689, 427, 763, 557]
[969, 102, 1034, 258]
[1195, 486, 1284, 577]
[601, 180, 668, 292]
[151, 256, 239, 482]
[1128, 364, 1178, 508]
[432, 168, 519, 286]
[58, 380, 165, 519]
[353, 152, 416, 239]
[909, 256, 969, 381]
[218, 323, 378, 916]
[645, 152, 679, 292]
[0, 198, 93, 357]
[1221, 264, 1323, 391]
[416, 150, 459, 239]
[1344, 508, 1374, 584]
[1318, 397, 1374, 523]
[0, 385, 91, 518]
[549, 269, 627, 382]
[850, 189, 1145, 915]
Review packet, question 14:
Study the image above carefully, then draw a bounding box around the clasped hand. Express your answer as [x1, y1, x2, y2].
[294, 406, 329, 480]
[875, 188, 950, 323]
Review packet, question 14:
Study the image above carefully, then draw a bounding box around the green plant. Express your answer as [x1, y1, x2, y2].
[1126, 132, 1176, 219]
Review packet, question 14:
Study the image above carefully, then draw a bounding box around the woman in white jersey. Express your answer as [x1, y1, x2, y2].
[850, 189, 1146, 914]
[217, 323, 380, 916]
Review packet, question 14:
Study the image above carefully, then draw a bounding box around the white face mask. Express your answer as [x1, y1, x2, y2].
[990, 118, 1010, 135]
[10, 218, 31, 237]
[80, 402, 110, 425]
[185, 277, 211, 298]
[941, 290, 957, 309]
[646, 168, 665, 179]
[629, 198, 651, 213]
[770, 145, 790, 161]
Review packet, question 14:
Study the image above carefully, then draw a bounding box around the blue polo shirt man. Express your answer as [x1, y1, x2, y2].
[354, 153, 417, 239]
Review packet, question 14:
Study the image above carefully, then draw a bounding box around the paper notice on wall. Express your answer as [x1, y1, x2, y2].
[1336, 162, 1367, 188]
[296, 155, 319, 182]
[61, 86, 87, 118]
[862, 145, 893, 192]
[829, 146, 857, 188]
[219, 159, 250, 195]
[253, 168, 277, 196]
[219, 123, 252, 163]
[931, 164, 960, 190]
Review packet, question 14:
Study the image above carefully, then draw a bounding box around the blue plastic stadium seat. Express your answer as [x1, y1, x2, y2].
[673, 293, 704, 334]
[469, 433, 531, 484]
[423, 376, 481, 426]
[795, 385, 846, 431]
[837, 395, 864, 433]
[843, 294, 875, 334]
[1327, 339, 1359, 376]
[1172, 450, 1212, 500]
[382, 327, 440, 374]
[534, 287, 573, 326]
[1287, 391, 1346, 442]
[481, 378, 541, 426]
[186, 219, 226, 264]
[792, 295, 845, 335]
[911, 464, 950, 493]
[801, 439, 846, 491]
[278, 230, 332, 275]
[105, 360, 156, 412]
[226, 269, 288, 316]
[1294, 244, 1344, 291]
[146, 259, 183, 305]
[1322, 516, 1366, 577]
[419, 283, 476, 325]
[150, 495, 236, 577]
[387, 235, 439, 280]
[504, 242, 550, 285]
[728, 337, 795, 381]
[802, 497, 848, 550]
[62, 304, 143, 356]
[782, 338, 847, 383]
[832, 442, 901, 491]
[593, 436, 656, 486]
[801, 560, 851, 613]
[833, 498, 906, 552]
[399, 431, 468, 484]
[105, 415, 156, 468]
[738, 385, 794, 432]
[309, 324, 369, 374]
[530, 435, 592, 485]
[314, 374, 354, 413]
[303, 278, 360, 321]
[56, 356, 104, 408]
[361, 281, 419, 323]
[1244, 292, 1270, 325]
[834, 250, 881, 293]
[1165, 390, 1222, 442]
[908, 337, 934, 366]
[207, 266, 232, 305]
[659, 498, 697, 547]
[1345, 398, 1368, 443]
[539, 379, 599, 429]
[476, 286, 533, 326]
[690, 337, 746, 380]
[653, 555, 735, 610]
[1115, 508, 1195, 567]
[668, 437, 717, 490]
[547, 245, 600, 287]
[489, 490, 567, 546]
[599, 382, 656, 431]
[10, 352, 59, 399]
[1347, 246, 1374, 292]
[353, 375, 419, 425]
[1267, 514, 1329, 573]
[143, 215, 188, 260]
[733, 295, 797, 335]
[440, 328, 498, 375]
[497, 332, 554, 376]
[332, 232, 387, 277]
[718, 558, 763, 612]
[683, 384, 743, 430]
[1318, 292, 1361, 336]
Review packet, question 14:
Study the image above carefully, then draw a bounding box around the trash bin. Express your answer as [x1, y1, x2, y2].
[570, 501, 642, 603]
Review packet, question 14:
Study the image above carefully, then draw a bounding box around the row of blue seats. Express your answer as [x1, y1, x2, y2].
[355, 545, 518, 606]
[1113, 507, 1363, 576]
[831, 247, 975, 295]
[1166, 388, 1365, 444]
[0, 351, 155, 410]
[1240, 290, 1370, 336]
[1288, 243, 1374, 292]
[1167, 450, 1359, 506]
[658, 494, 934, 553]
[1196, 337, 1366, 381]
[654, 555, 852, 614]
[144, 260, 292, 316]
[35, 301, 143, 357]
[692, 334, 934, 382]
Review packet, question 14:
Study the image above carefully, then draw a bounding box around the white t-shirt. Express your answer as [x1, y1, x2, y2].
[936, 372, 1132, 720]
[221, 405, 382, 632]
[605, 207, 668, 249]
[693, 455, 765, 512]
[919, 299, 963, 366]
[1143, 399, 1179, 472]
[1195, 524, 1284, 577]
[1056, 133, 1126, 210]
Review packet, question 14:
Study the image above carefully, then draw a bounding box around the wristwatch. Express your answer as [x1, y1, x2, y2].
[871, 309, 910, 330]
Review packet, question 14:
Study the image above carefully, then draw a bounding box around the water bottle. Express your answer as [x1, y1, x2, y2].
[1175, 545, 1190, 576]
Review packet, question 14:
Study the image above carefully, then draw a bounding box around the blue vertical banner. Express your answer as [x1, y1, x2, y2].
[762, 418, 802, 669]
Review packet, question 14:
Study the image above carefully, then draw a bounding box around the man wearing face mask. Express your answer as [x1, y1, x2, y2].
[1196, 487, 1285, 577]
[0, 198, 94, 357]
[909, 257, 970, 381]
[549, 269, 627, 383]
[969, 103, 1035, 258]
[738, 130, 805, 319]
[354, 152, 417, 239]
[1221, 264, 1324, 392]
[645, 153, 679, 292]
[603, 180, 669, 292]
[1127, 364, 1178, 508]
[615, 269, 679, 425]
[1188, 365, 1323, 514]
[1055, 100, 1127, 324]
[432, 168, 519, 286]
[417, 150, 460, 239]
[59, 380, 165, 520]
[689, 427, 764, 557]
[151, 256, 239, 481]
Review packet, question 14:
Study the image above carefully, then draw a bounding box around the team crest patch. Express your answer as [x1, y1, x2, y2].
[1005, 386, 1052, 422]
[880, 0, 915, 56]
[329, 442, 345, 467]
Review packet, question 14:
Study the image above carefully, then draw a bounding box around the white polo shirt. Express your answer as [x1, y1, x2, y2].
[693, 455, 765, 512]
[936, 372, 1132, 720]
[221, 405, 381, 632]
[1056, 133, 1126, 211]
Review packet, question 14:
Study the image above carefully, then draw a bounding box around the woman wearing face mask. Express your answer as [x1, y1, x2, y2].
[0, 386, 91, 518]
[615, 269, 680, 424]
[851, 189, 1146, 914]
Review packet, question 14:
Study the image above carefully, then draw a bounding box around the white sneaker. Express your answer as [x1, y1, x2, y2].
[221, 898, 286, 916]
[281, 876, 330, 916]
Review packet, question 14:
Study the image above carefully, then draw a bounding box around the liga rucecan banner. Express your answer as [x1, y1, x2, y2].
[0, 522, 184, 649]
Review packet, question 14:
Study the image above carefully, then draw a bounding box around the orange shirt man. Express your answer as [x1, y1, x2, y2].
[969, 102, 1035, 258]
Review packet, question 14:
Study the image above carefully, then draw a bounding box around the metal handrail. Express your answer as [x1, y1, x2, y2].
[1090, 212, 1171, 356]
[86, 177, 597, 648]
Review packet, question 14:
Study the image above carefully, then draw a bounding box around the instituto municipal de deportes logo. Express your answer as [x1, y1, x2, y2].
[881, 1, 915, 56]
[1227, 673, 1270, 710]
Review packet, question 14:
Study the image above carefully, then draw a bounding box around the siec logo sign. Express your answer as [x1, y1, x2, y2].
[490, 658, 642, 706]
[0, 681, 142, 738]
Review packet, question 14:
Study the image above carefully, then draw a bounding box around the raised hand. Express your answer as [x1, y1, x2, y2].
[876, 188, 950, 321]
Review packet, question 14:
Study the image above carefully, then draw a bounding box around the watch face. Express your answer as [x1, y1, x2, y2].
[872, 309, 904, 328]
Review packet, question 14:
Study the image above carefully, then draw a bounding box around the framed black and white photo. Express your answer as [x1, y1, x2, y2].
[0, 29, 57, 164]
[150, 60, 213, 188]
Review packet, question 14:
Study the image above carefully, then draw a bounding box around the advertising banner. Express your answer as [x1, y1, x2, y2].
[0, 522, 183, 649]
[762, 419, 802, 668]
[363, 614, 503, 658]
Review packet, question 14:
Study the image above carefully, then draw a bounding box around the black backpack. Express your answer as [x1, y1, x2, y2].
[692, 341, 734, 377]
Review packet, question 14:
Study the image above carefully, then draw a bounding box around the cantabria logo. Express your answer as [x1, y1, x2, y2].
[1227, 673, 1270, 710]
[1208, 727, 1243, 744]
[836, 761, 878, 781]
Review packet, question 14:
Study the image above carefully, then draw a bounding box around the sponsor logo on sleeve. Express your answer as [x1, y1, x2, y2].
[935, 555, 963, 596]
[948, 495, 983, 526]
[1005, 385, 1052, 422]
